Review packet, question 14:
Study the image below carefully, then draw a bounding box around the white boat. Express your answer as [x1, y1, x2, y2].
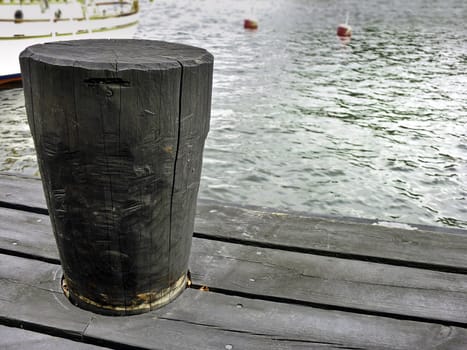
[0, 0, 139, 87]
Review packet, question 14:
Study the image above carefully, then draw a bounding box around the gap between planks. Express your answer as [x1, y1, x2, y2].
[1, 253, 467, 350]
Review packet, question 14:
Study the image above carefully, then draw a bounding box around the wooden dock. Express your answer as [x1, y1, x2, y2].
[1, 172, 466, 349]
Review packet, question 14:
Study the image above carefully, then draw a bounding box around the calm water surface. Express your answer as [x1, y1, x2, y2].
[0, 0, 466, 228]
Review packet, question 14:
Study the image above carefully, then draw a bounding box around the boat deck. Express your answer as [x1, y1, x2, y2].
[1, 173, 466, 349]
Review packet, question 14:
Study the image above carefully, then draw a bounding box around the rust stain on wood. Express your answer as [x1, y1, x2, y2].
[163, 145, 174, 154]
[62, 273, 187, 314]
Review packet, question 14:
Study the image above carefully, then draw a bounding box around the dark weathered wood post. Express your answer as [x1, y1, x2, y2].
[20, 39, 213, 315]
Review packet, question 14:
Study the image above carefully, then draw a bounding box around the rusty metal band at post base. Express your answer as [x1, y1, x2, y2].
[61, 273, 188, 316]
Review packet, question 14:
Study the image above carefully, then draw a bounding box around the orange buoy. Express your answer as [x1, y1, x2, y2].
[337, 23, 352, 37]
[244, 19, 258, 30]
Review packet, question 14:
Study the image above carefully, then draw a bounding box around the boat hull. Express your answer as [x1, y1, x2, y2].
[0, 73, 22, 89]
[0, 2, 139, 84]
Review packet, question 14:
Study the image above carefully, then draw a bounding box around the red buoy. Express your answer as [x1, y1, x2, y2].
[337, 23, 352, 37]
[244, 19, 258, 30]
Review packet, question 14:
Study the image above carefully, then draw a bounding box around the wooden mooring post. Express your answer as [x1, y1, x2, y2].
[19, 39, 213, 315]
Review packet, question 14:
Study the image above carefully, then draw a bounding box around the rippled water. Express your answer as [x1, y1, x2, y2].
[1, 0, 466, 228]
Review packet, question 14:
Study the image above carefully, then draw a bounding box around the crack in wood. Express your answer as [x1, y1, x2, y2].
[157, 316, 351, 347]
[0, 297, 14, 303]
[167, 58, 185, 292]
[83, 78, 130, 87]
[82, 316, 94, 339]
[297, 272, 467, 293]
[1, 277, 61, 294]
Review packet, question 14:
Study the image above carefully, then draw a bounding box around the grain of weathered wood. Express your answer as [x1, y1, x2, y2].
[0, 256, 90, 335]
[189, 239, 467, 324]
[1, 206, 466, 325]
[195, 201, 467, 271]
[0, 173, 45, 210]
[0, 325, 108, 350]
[1, 253, 466, 350]
[2, 173, 467, 272]
[0, 207, 57, 262]
[19, 40, 213, 314]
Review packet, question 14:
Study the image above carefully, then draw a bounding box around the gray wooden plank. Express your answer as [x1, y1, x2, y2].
[0, 207, 57, 262]
[0, 255, 90, 336]
[0, 173, 45, 210]
[1, 253, 466, 350]
[189, 238, 467, 325]
[195, 201, 467, 271]
[1, 206, 466, 324]
[0, 325, 108, 350]
[87, 290, 466, 350]
[1, 173, 467, 272]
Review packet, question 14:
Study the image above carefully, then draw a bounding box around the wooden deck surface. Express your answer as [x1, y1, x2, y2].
[1, 173, 466, 349]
